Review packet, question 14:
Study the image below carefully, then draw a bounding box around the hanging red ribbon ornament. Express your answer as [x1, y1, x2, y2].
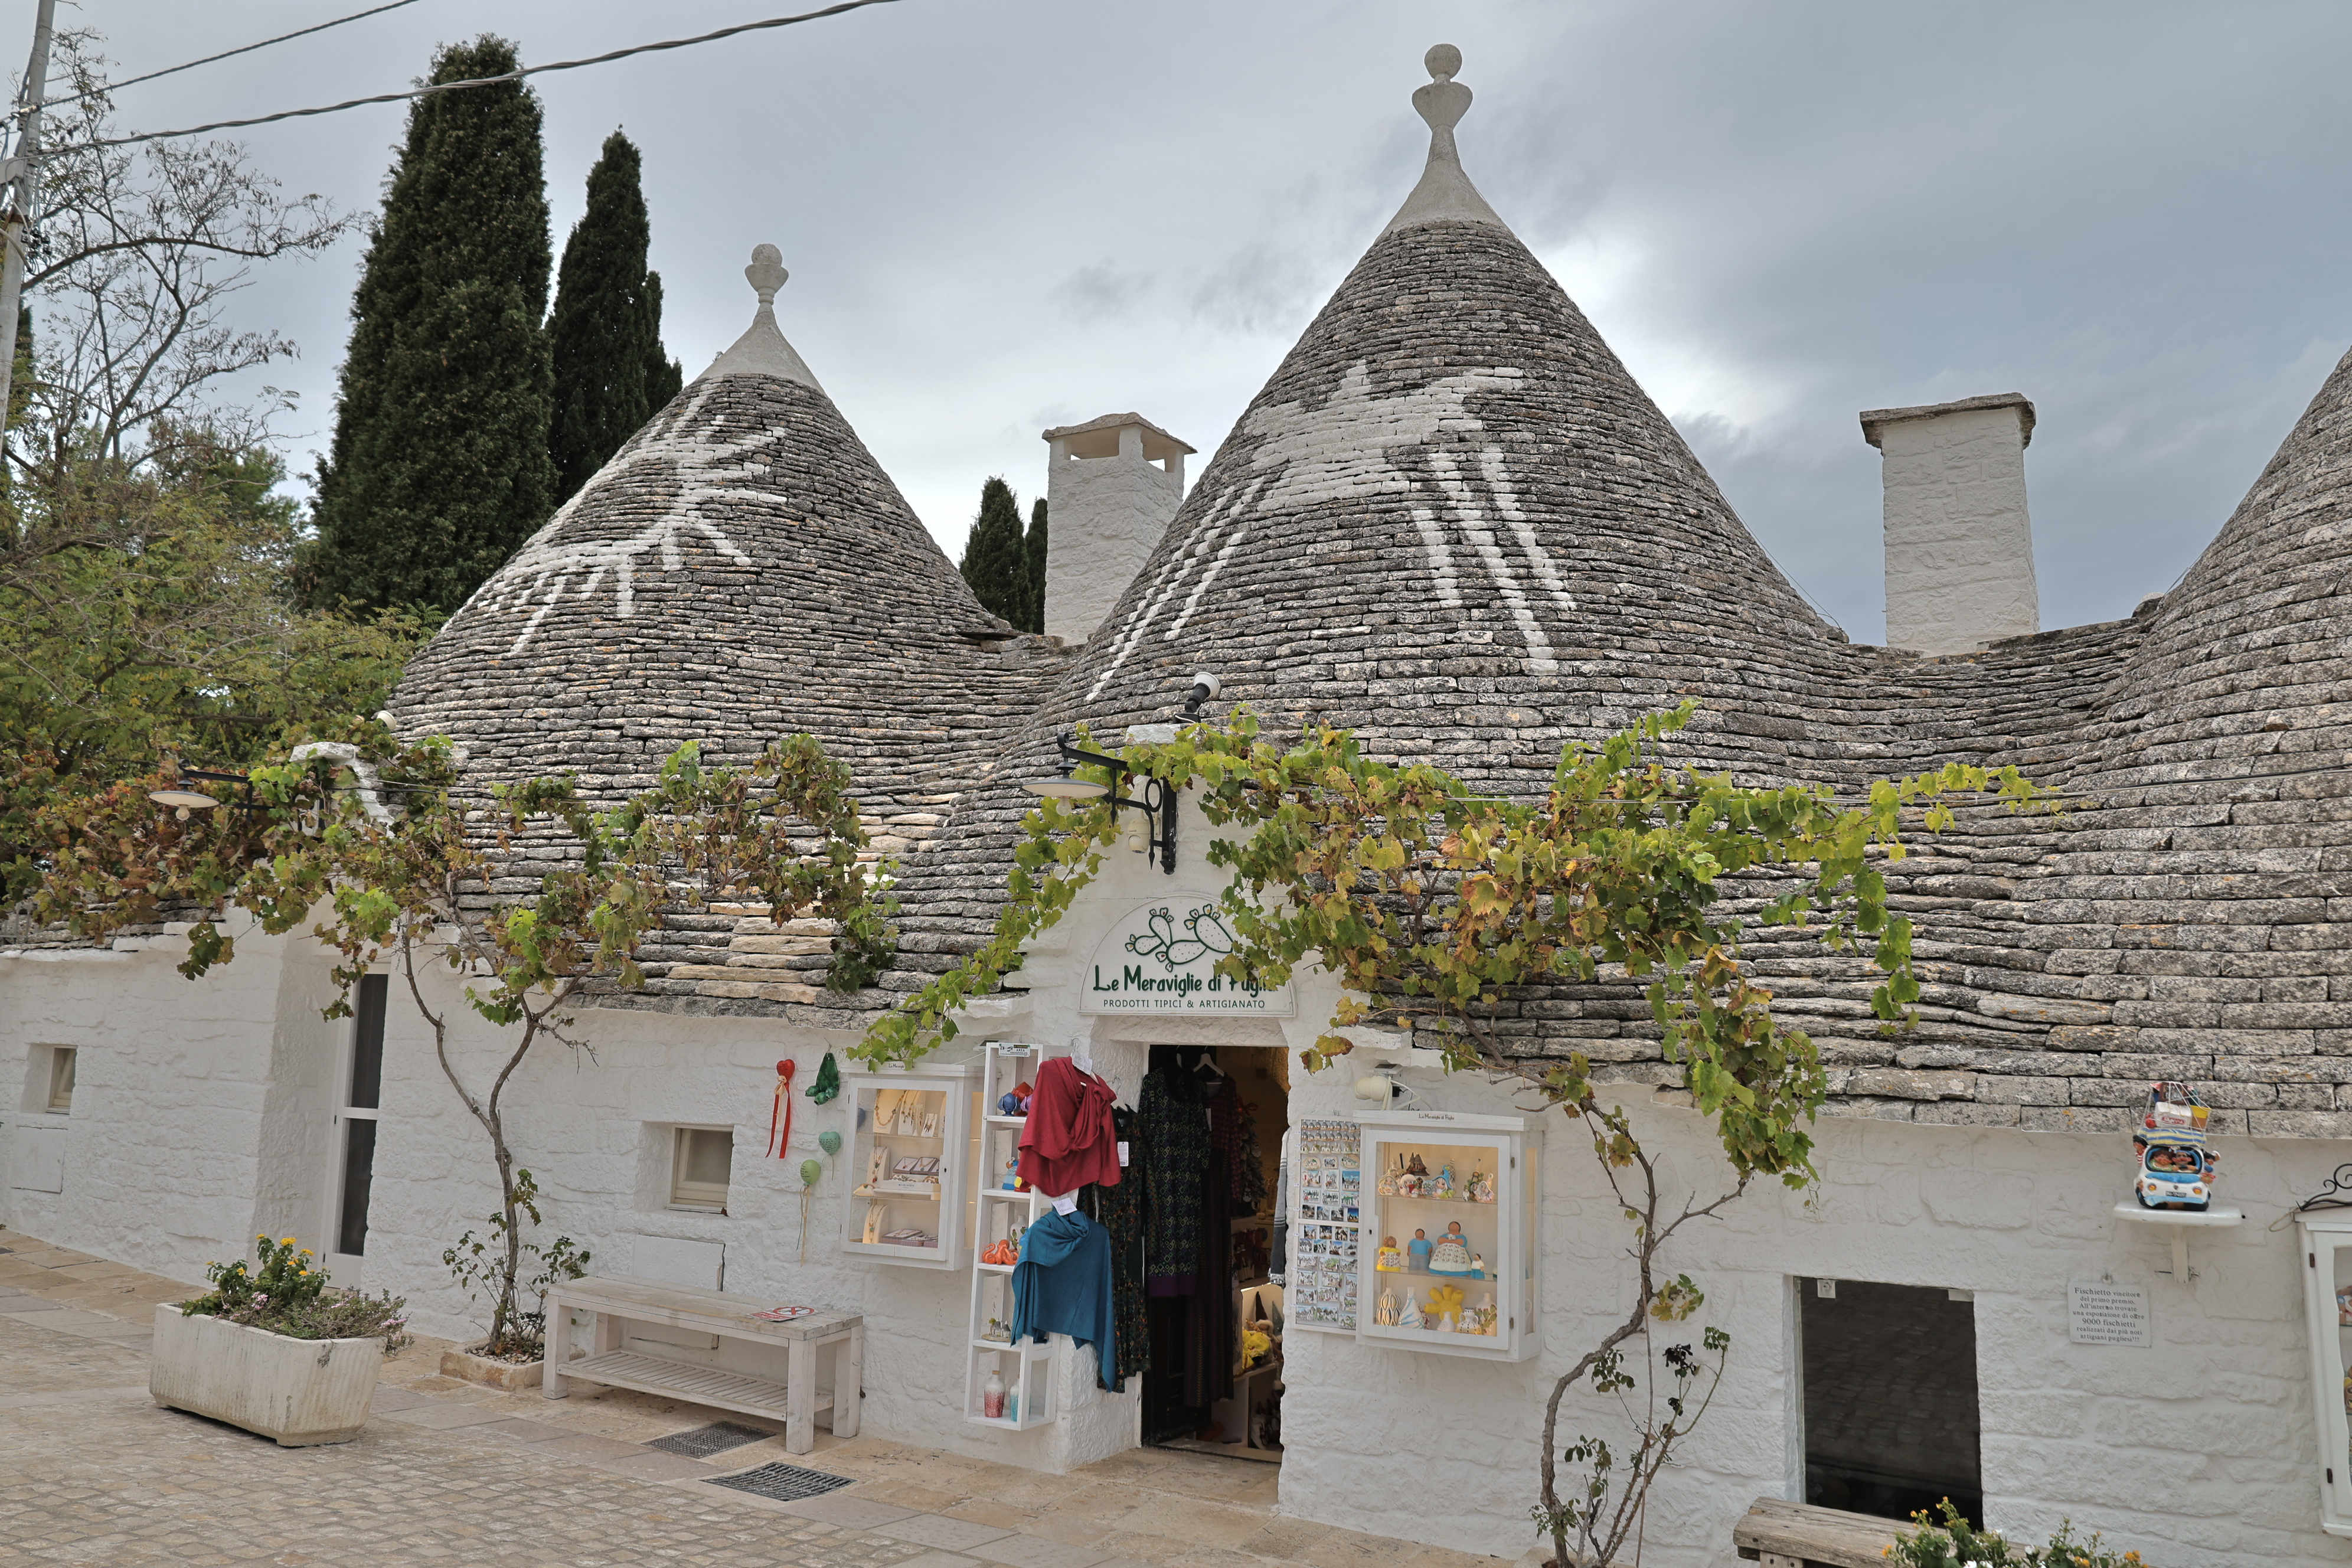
[767, 1059, 797, 1158]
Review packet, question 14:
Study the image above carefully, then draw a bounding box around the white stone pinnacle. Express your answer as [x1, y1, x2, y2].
[1383, 43, 1511, 236]
[696, 241, 824, 390]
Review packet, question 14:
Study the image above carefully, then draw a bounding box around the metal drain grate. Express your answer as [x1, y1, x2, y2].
[705, 1462, 856, 1502]
[649, 1420, 772, 1459]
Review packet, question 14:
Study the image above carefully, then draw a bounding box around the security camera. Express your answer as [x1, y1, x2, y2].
[1182, 671, 1222, 716]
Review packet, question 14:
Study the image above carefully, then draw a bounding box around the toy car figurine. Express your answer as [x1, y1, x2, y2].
[2132, 1080, 2217, 1211]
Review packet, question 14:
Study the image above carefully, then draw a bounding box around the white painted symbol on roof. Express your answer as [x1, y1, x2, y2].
[475, 376, 768, 654]
[1085, 359, 1575, 697]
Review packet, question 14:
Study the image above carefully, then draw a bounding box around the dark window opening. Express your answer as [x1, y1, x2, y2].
[337, 1117, 377, 1257]
[1801, 1278, 1982, 1527]
[349, 974, 388, 1109]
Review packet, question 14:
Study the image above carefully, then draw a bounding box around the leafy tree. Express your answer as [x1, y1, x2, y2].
[1023, 496, 1048, 633]
[30, 726, 894, 1356]
[860, 703, 2046, 1567]
[0, 430, 426, 902]
[547, 130, 680, 504]
[305, 35, 556, 615]
[958, 476, 1034, 630]
[7, 27, 349, 479]
[0, 30, 414, 904]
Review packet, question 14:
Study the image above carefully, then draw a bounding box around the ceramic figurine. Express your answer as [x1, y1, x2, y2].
[1398, 1291, 1425, 1330]
[1428, 1221, 1478, 1276]
[1406, 1152, 1429, 1180]
[1467, 1293, 1499, 1335]
[1472, 1252, 1487, 1278]
[1468, 1166, 1497, 1204]
[997, 1081, 1035, 1118]
[2133, 1079, 2216, 1211]
[1001, 1148, 1025, 1191]
[1425, 1283, 1466, 1324]
[1377, 1155, 1402, 1197]
[1432, 1164, 1455, 1200]
[1376, 1288, 1400, 1327]
[1407, 1228, 1433, 1272]
[1376, 1235, 1404, 1272]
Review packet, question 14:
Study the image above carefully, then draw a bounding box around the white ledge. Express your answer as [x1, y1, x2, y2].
[2112, 1203, 2244, 1227]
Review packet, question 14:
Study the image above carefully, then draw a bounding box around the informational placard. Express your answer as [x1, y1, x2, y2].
[1288, 1119, 1361, 1331]
[1077, 897, 1297, 1016]
[2068, 1278, 2151, 1347]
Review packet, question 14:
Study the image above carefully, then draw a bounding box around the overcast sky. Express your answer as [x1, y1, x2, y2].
[41, 0, 2352, 641]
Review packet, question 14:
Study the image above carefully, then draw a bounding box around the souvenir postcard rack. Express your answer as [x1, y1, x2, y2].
[839, 1063, 979, 1270]
[1286, 1119, 1363, 1332]
[1354, 1110, 1540, 1361]
[963, 1040, 1064, 1431]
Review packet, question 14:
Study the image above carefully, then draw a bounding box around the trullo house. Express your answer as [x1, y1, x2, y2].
[10, 44, 2352, 1568]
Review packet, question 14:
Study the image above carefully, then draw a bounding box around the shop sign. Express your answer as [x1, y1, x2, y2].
[1079, 898, 1296, 1016]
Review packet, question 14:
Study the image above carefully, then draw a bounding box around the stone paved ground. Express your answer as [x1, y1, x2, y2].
[0, 1229, 1513, 1568]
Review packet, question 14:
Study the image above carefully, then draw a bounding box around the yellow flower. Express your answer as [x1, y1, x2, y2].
[279, 1236, 296, 1247]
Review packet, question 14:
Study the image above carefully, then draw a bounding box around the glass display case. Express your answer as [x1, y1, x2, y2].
[2298, 1213, 2352, 1536]
[840, 1063, 979, 1269]
[1355, 1110, 1540, 1361]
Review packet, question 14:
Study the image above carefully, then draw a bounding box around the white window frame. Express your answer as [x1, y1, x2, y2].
[325, 973, 388, 1283]
[668, 1125, 733, 1213]
[44, 1047, 76, 1114]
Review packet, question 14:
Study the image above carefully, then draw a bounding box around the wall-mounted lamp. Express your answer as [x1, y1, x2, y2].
[1182, 671, 1221, 717]
[148, 767, 249, 821]
[1021, 731, 1177, 874]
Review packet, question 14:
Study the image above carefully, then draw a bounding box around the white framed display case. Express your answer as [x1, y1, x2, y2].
[2297, 1211, 2352, 1537]
[840, 1062, 979, 1270]
[1355, 1110, 1540, 1362]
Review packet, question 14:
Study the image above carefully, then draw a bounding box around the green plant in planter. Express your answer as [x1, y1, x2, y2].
[180, 1234, 410, 1353]
[1887, 1501, 2148, 1568]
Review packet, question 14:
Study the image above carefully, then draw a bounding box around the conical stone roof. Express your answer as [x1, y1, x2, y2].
[392, 246, 1066, 1011]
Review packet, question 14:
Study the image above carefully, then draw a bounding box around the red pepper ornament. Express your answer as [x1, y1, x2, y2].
[767, 1059, 798, 1158]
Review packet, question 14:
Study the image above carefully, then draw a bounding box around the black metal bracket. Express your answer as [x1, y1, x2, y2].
[1053, 732, 1177, 875]
[2294, 1163, 2352, 1214]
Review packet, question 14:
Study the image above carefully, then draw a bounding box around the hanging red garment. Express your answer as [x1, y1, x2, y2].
[1018, 1056, 1122, 1195]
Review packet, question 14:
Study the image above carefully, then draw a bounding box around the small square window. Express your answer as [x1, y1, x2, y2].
[670, 1126, 733, 1212]
[45, 1048, 76, 1114]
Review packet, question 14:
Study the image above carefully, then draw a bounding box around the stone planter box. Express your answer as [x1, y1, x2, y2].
[440, 1344, 543, 1391]
[149, 1305, 382, 1446]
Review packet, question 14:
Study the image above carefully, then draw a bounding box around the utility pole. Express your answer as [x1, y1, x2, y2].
[0, 0, 57, 447]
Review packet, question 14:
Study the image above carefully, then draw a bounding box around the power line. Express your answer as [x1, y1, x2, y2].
[85, 0, 902, 150]
[32, 0, 429, 117]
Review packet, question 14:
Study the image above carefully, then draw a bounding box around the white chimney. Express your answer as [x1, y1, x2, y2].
[1040, 412, 1194, 645]
[1860, 392, 2040, 654]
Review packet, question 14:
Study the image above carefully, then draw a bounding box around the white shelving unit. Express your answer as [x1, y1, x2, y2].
[962, 1040, 1061, 1431]
[839, 1062, 979, 1270]
[2297, 1211, 2352, 1537]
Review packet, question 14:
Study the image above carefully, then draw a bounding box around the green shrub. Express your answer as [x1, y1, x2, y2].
[179, 1234, 410, 1354]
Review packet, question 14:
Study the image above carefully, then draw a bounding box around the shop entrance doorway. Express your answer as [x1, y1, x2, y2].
[1137, 1044, 1288, 1464]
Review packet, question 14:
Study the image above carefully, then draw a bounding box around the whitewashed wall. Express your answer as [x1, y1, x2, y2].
[11, 802, 2352, 1567]
[1, 922, 293, 1282]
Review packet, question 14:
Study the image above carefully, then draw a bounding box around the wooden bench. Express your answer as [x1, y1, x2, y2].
[1733, 1497, 1904, 1568]
[543, 1275, 861, 1454]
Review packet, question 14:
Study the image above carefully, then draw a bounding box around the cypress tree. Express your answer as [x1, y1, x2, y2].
[305, 35, 555, 614]
[643, 270, 682, 415]
[547, 130, 680, 505]
[958, 476, 1030, 628]
[1021, 497, 1048, 634]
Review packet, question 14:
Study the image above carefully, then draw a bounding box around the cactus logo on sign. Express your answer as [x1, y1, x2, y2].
[1080, 899, 1296, 1015]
